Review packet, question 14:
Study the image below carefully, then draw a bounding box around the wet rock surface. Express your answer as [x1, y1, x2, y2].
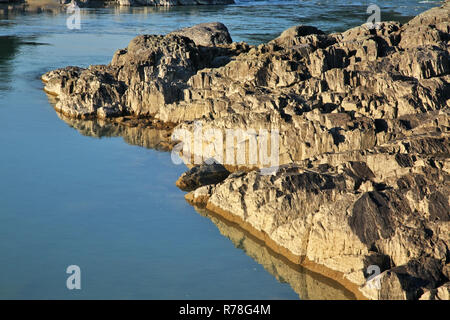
[176, 163, 230, 191]
[43, 1, 450, 299]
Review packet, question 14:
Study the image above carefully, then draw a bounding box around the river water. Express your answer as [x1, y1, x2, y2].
[0, 0, 443, 299]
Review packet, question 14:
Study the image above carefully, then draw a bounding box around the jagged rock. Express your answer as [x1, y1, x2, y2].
[42, 30, 245, 118]
[195, 152, 449, 300]
[42, 2, 450, 300]
[169, 22, 232, 47]
[176, 163, 230, 191]
[43, 65, 127, 118]
[270, 25, 328, 48]
[420, 282, 450, 300]
[362, 257, 448, 300]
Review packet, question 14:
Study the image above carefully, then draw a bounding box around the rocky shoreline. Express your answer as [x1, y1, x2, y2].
[0, 0, 234, 15]
[192, 204, 362, 300]
[42, 1, 450, 300]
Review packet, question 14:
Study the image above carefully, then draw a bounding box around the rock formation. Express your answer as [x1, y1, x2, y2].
[176, 163, 230, 191]
[169, 22, 233, 47]
[42, 1, 450, 299]
[193, 205, 359, 300]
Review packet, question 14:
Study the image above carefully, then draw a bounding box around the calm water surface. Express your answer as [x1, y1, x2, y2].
[0, 0, 443, 299]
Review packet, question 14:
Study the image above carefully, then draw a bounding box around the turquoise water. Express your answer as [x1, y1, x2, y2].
[0, 0, 443, 299]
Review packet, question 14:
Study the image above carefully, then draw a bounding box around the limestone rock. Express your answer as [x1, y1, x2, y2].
[169, 22, 232, 47]
[200, 154, 449, 300]
[42, 2, 450, 300]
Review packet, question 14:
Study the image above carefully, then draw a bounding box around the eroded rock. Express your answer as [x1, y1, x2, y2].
[42, 2, 450, 300]
[169, 22, 232, 47]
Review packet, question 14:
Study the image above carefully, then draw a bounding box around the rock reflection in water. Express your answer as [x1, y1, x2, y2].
[55, 110, 176, 152]
[0, 36, 21, 94]
[193, 205, 357, 300]
[46, 86, 175, 150]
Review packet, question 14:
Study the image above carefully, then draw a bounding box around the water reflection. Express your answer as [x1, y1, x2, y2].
[0, 35, 49, 97]
[44, 79, 174, 151]
[0, 36, 20, 94]
[193, 205, 357, 300]
[55, 111, 176, 151]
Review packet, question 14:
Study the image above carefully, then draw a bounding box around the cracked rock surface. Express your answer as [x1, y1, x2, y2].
[42, 1, 450, 299]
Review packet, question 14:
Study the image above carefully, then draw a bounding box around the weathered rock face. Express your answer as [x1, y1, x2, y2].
[169, 22, 233, 47]
[43, 1, 450, 300]
[42, 29, 244, 119]
[186, 145, 450, 300]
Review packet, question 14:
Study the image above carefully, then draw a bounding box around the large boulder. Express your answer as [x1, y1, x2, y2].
[169, 22, 232, 47]
[176, 163, 230, 191]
